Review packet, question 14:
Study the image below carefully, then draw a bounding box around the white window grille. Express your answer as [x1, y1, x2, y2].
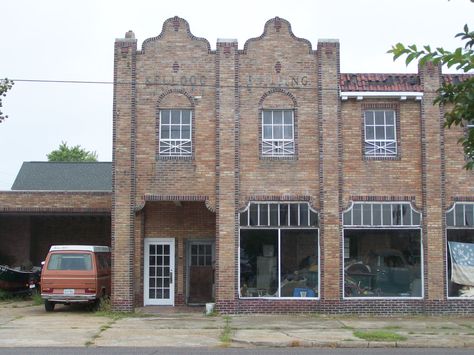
[159, 109, 192, 156]
[343, 202, 421, 227]
[240, 202, 318, 228]
[262, 110, 294, 156]
[446, 203, 474, 228]
[364, 110, 397, 157]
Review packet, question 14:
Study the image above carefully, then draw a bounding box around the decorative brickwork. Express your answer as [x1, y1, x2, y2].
[105, 17, 474, 314]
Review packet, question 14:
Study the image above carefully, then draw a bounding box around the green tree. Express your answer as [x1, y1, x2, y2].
[389, 24, 474, 169]
[47, 141, 98, 162]
[0, 78, 14, 123]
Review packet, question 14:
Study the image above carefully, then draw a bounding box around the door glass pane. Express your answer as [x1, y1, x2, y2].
[148, 243, 172, 301]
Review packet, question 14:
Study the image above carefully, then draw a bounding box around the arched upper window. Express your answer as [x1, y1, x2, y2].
[446, 203, 474, 228]
[240, 202, 318, 228]
[343, 202, 421, 227]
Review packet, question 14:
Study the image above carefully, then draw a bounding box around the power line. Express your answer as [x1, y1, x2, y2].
[8, 78, 330, 91]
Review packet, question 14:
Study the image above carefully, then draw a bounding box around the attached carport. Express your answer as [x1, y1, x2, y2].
[0, 162, 112, 268]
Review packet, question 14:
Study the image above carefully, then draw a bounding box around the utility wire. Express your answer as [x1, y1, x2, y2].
[8, 78, 334, 91]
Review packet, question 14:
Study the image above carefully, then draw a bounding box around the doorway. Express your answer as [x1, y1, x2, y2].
[186, 240, 215, 304]
[144, 238, 175, 306]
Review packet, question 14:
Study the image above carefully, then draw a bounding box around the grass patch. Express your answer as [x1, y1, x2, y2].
[93, 298, 153, 320]
[383, 325, 401, 330]
[353, 330, 407, 342]
[341, 325, 354, 330]
[219, 316, 232, 346]
[31, 292, 43, 306]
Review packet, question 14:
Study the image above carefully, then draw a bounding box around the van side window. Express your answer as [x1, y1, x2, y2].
[98, 253, 110, 271]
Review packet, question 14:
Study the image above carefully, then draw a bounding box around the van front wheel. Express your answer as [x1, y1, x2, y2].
[44, 300, 55, 312]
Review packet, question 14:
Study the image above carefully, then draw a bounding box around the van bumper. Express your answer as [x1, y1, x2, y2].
[41, 293, 97, 303]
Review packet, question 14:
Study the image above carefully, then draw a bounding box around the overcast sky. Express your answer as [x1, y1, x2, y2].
[0, 0, 472, 189]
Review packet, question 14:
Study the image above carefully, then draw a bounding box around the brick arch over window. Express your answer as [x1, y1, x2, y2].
[156, 89, 195, 109]
[156, 90, 195, 159]
[259, 89, 298, 159]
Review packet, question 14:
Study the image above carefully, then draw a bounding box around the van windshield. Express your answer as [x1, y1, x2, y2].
[47, 253, 93, 270]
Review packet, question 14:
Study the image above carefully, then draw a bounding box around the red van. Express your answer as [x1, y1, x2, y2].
[40, 245, 111, 312]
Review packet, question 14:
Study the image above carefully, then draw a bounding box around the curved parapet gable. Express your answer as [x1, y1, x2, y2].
[242, 17, 314, 55]
[140, 16, 211, 54]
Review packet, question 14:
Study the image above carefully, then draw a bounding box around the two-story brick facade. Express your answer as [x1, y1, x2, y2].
[1, 16, 472, 314]
[109, 16, 473, 314]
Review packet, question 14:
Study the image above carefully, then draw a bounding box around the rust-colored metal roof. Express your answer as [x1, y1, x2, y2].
[340, 73, 473, 92]
[340, 73, 422, 92]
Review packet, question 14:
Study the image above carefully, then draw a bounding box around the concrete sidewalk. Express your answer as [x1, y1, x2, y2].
[1, 300, 474, 348]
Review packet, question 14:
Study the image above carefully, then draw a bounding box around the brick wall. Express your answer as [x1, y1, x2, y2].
[136, 201, 215, 306]
[112, 16, 473, 314]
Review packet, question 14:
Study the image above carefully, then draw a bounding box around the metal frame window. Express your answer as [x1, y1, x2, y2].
[343, 201, 423, 299]
[262, 110, 294, 156]
[364, 110, 397, 157]
[159, 109, 192, 156]
[239, 202, 319, 299]
[446, 203, 474, 228]
[343, 202, 421, 227]
[240, 202, 318, 228]
[446, 203, 474, 298]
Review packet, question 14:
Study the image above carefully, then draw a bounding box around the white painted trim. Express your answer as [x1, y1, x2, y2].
[340, 91, 423, 101]
[144, 238, 175, 306]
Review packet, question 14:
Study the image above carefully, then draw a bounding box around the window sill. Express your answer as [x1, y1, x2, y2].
[157, 155, 194, 161]
[260, 155, 298, 161]
[363, 155, 400, 161]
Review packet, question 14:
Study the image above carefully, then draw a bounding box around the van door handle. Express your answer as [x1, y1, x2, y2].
[170, 271, 173, 284]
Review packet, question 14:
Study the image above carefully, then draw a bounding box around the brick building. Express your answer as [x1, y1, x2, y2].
[1, 16, 473, 314]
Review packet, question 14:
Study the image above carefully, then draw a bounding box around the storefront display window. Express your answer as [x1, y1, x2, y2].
[446, 203, 474, 298]
[343, 202, 423, 298]
[239, 202, 319, 298]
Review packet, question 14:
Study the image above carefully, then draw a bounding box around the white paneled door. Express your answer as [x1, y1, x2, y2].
[144, 238, 175, 306]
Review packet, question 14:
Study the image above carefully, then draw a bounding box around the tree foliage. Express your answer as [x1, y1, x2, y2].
[47, 141, 98, 162]
[389, 24, 474, 169]
[0, 78, 14, 123]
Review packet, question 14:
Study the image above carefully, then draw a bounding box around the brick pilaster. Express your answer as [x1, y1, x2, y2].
[215, 39, 239, 304]
[112, 31, 137, 311]
[317, 39, 341, 300]
[419, 62, 445, 300]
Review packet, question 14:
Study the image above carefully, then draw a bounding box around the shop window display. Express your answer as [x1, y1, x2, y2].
[343, 202, 422, 298]
[446, 203, 474, 298]
[239, 203, 319, 298]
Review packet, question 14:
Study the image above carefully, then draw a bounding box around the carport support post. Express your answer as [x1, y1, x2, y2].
[111, 32, 137, 311]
